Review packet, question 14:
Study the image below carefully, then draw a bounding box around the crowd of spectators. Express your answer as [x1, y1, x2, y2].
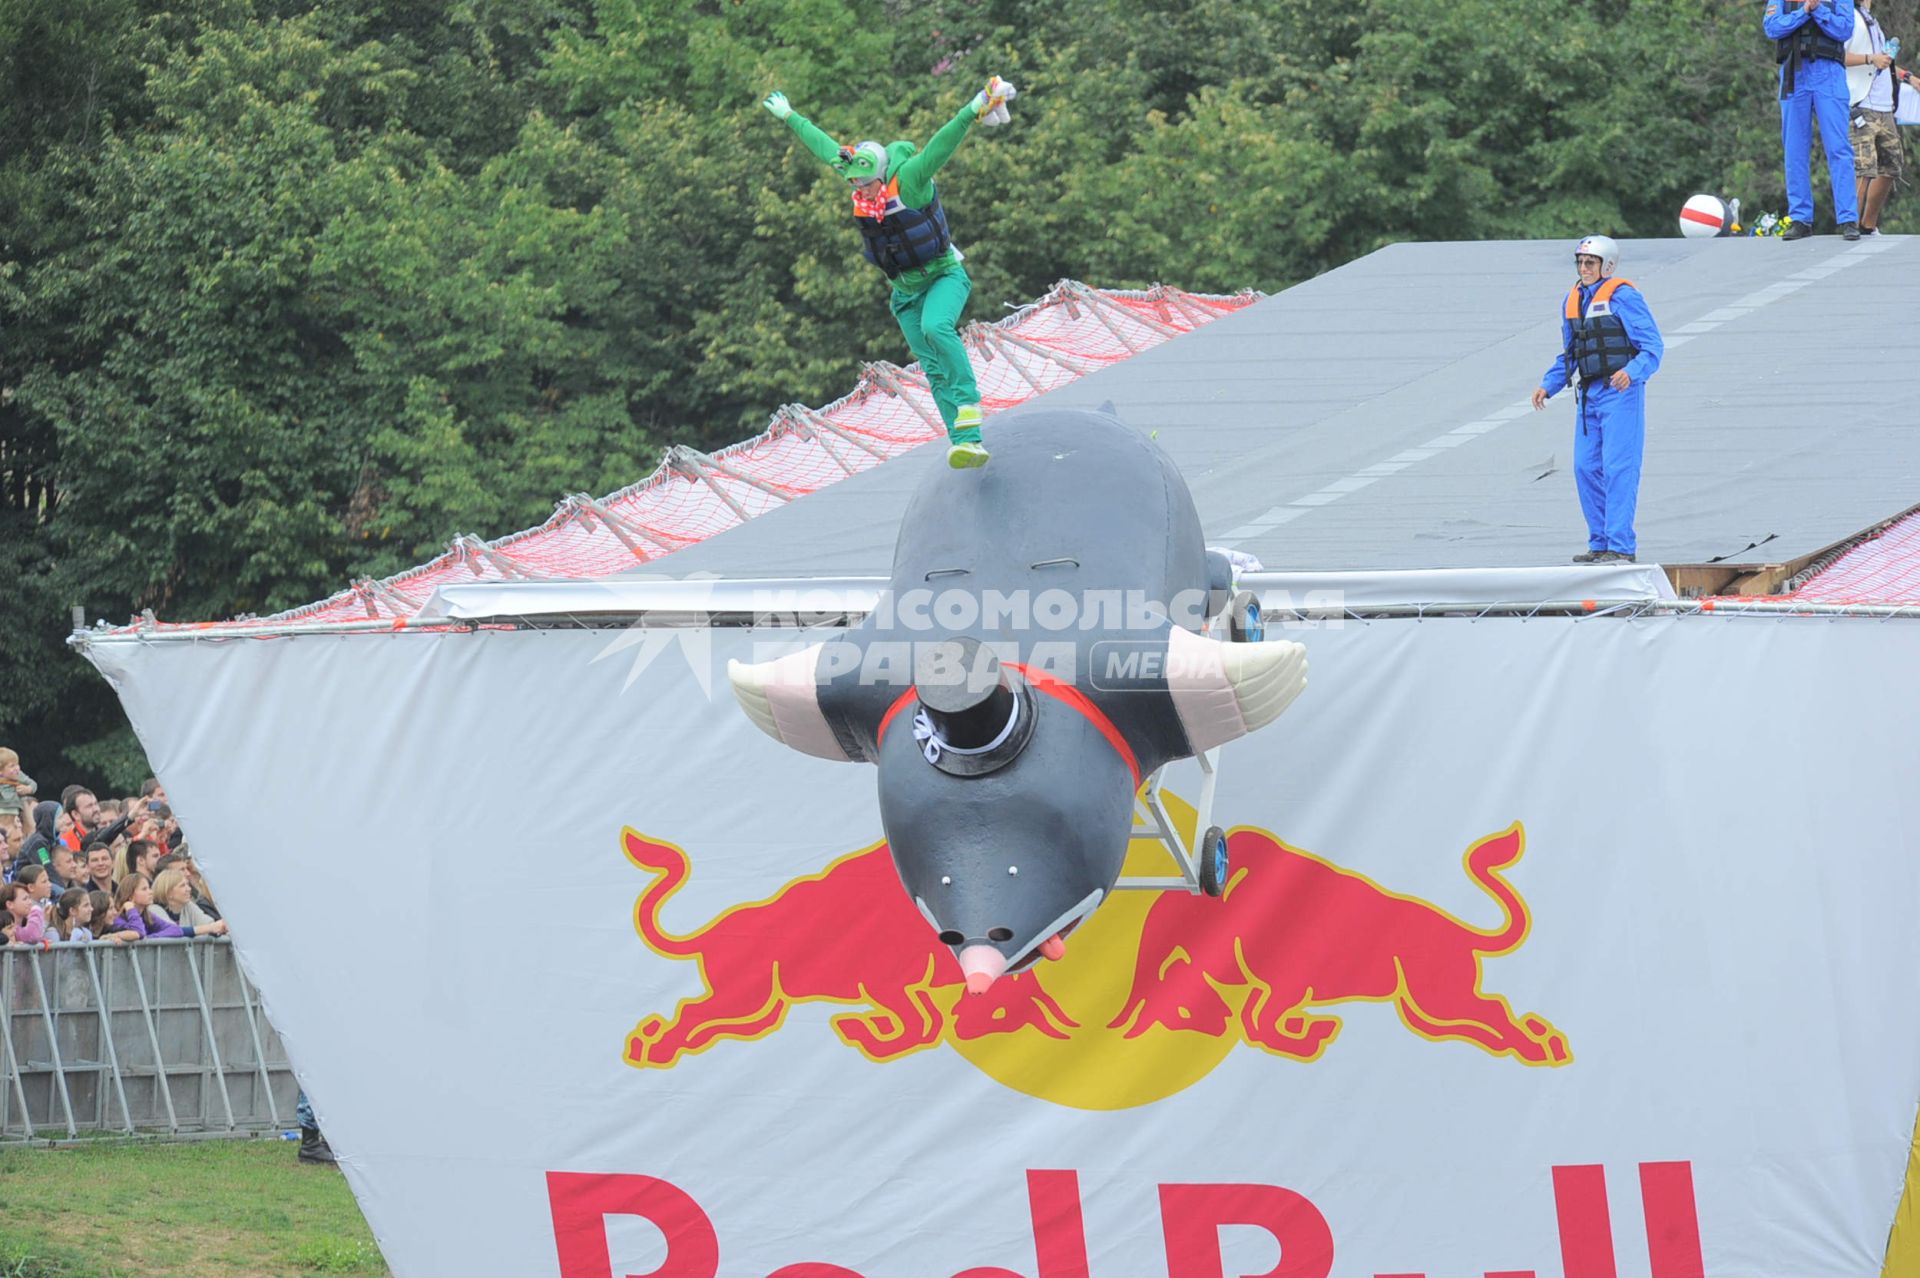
[0, 747, 227, 949]
[0, 748, 335, 1162]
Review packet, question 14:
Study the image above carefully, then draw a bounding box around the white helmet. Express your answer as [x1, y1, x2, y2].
[1575, 234, 1620, 276]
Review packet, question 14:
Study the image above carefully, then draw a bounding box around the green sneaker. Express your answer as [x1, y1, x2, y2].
[947, 441, 990, 469]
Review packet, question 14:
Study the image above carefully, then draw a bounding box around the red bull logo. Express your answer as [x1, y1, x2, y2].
[623, 808, 1568, 1108]
[624, 833, 1077, 1068]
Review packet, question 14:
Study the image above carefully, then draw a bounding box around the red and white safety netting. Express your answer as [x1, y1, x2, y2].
[149, 281, 1256, 632]
[1780, 507, 1920, 605]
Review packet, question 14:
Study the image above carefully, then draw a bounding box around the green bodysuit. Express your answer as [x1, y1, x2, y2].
[784, 105, 986, 446]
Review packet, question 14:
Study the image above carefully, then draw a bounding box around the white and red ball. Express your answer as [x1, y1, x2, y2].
[1678, 194, 1731, 238]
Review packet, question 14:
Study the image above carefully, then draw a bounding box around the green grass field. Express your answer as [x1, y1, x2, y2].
[0, 1139, 389, 1277]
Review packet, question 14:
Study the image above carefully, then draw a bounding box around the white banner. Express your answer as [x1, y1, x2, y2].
[83, 615, 1920, 1277]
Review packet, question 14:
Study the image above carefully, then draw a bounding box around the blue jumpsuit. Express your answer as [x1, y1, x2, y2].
[1764, 0, 1860, 226]
[1540, 280, 1664, 558]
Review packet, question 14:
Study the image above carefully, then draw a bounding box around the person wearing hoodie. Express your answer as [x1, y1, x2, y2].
[12, 801, 65, 876]
[763, 76, 1016, 470]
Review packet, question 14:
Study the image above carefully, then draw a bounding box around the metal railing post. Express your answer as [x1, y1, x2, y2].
[27, 950, 78, 1138]
[0, 954, 31, 1139]
[183, 943, 237, 1131]
[126, 948, 179, 1134]
[84, 947, 134, 1135]
[234, 953, 282, 1129]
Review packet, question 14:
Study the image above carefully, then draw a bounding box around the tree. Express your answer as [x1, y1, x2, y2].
[0, 0, 1898, 793]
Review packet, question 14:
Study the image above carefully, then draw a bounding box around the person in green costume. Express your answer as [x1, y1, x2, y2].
[763, 76, 1016, 469]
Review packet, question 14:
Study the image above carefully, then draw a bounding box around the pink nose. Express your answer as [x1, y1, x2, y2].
[958, 944, 1007, 996]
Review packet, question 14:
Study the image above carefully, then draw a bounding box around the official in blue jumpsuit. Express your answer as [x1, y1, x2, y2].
[1532, 236, 1664, 564]
[1766, 0, 1861, 236]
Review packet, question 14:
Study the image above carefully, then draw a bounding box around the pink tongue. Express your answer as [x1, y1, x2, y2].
[958, 944, 1008, 996]
[1040, 934, 1067, 962]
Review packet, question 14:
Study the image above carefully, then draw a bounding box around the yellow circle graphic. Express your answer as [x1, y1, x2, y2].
[949, 796, 1237, 1110]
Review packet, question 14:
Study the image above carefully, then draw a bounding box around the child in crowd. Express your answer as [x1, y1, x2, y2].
[110, 874, 181, 939]
[91, 890, 136, 943]
[51, 888, 95, 943]
[15, 863, 53, 911]
[2, 882, 47, 946]
[110, 873, 223, 939]
[0, 748, 35, 840]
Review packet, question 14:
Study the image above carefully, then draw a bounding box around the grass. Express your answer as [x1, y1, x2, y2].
[0, 1138, 389, 1276]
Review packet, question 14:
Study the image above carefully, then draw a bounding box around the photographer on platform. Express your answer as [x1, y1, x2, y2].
[1846, 0, 1915, 234]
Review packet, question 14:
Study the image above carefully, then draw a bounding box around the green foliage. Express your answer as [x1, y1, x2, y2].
[0, 1247, 78, 1278]
[60, 724, 153, 796]
[291, 1236, 386, 1272]
[0, 0, 1903, 787]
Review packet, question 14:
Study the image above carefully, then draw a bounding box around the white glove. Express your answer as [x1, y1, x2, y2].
[971, 76, 1018, 124]
[762, 91, 792, 121]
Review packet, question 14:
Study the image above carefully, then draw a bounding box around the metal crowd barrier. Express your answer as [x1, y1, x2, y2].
[0, 938, 295, 1142]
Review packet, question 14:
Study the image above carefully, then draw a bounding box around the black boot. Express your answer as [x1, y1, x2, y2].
[298, 1125, 337, 1165]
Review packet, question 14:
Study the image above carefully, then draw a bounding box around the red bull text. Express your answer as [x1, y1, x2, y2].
[545, 1161, 1706, 1277]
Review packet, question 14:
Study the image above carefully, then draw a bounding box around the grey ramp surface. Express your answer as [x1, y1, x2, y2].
[642, 235, 1920, 577]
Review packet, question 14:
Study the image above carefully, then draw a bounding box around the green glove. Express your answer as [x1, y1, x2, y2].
[762, 91, 792, 121]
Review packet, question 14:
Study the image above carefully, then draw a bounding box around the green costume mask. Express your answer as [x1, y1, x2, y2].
[838, 140, 892, 183]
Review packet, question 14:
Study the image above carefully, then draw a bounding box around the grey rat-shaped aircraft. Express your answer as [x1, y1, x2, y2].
[728, 404, 1306, 992]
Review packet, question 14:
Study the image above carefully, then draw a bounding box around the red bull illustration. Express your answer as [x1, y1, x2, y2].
[624, 811, 1569, 1108]
[1111, 822, 1570, 1066]
[624, 832, 1077, 1068]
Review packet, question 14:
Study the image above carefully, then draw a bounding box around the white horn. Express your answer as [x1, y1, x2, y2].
[726, 644, 855, 762]
[1165, 627, 1307, 753]
[1218, 638, 1308, 733]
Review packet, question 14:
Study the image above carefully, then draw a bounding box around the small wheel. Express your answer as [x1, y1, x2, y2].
[1226, 591, 1264, 643]
[1198, 825, 1229, 897]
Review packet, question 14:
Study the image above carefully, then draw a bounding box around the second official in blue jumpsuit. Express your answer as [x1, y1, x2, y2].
[1765, 0, 1861, 234]
[1533, 237, 1664, 563]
